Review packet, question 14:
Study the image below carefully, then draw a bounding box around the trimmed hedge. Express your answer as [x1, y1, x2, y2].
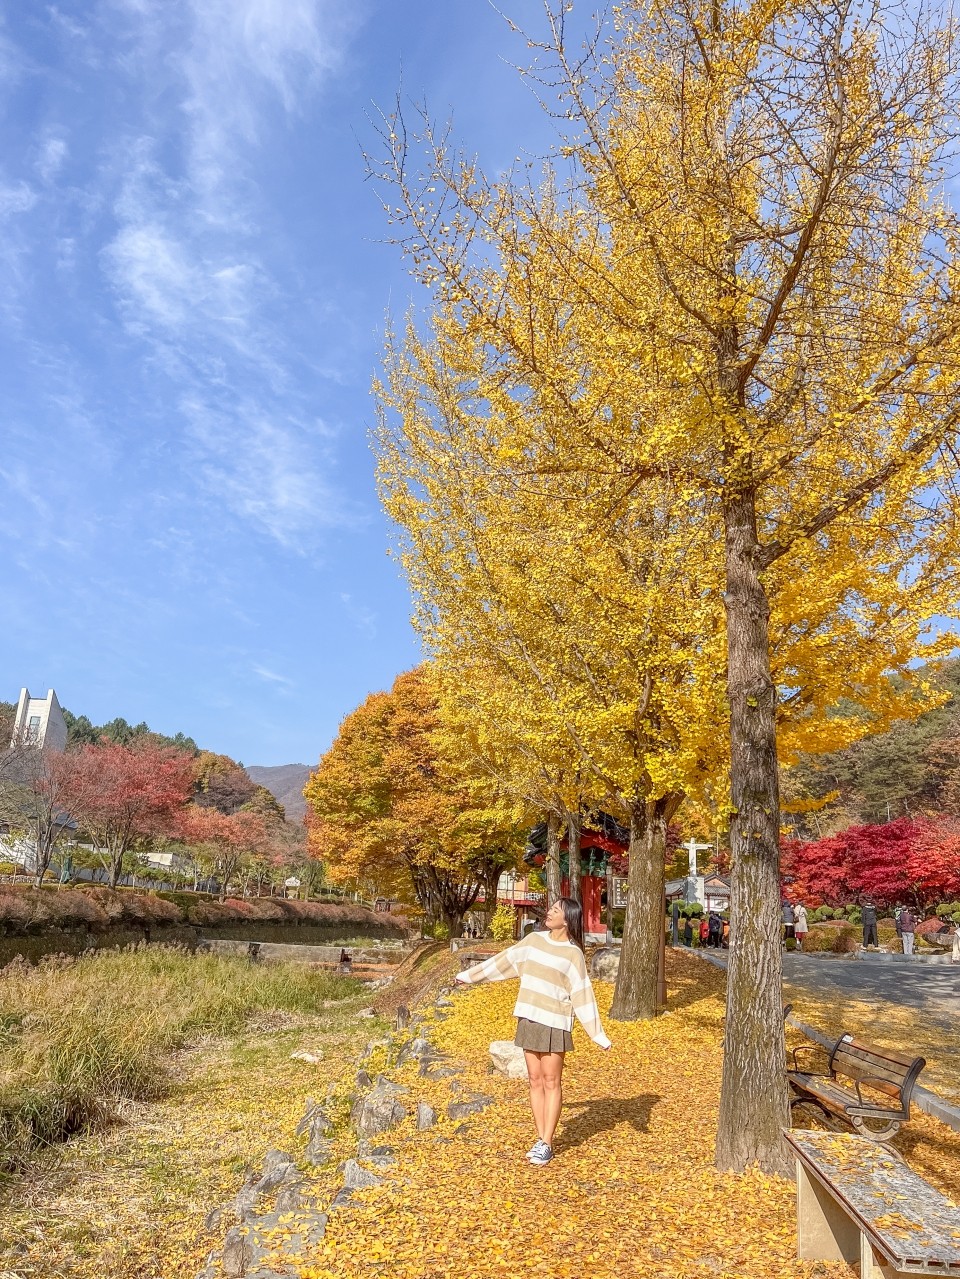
[0, 884, 412, 939]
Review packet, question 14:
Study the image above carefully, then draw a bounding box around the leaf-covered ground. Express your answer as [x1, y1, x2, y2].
[6, 950, 960, 1279]
[0, 996, 383, 1279]
[282, 951, 960, 1279]
[786, 983, 960, 1102]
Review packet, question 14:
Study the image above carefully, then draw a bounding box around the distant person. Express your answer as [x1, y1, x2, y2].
[707, 910, 723, 948]
[682, 917, 693, 947]
[698, 916, 710, 947]
[899, 906, 916, 956]
[794, 903, 808, 951]
[894, 905, 904, 940]
[782, 901, 795, 946]
[721, 918, 730, 949]
[952, 922, 960, 965]
[861, 901, 878, 948]
[454, 897, 611, 1168]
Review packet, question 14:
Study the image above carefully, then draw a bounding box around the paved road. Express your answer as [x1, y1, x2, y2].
[699, 950, 960, 1031]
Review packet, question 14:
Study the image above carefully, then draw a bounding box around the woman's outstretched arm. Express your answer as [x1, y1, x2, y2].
[567, 961, 612, 1048]
[454, 945, 521, 986]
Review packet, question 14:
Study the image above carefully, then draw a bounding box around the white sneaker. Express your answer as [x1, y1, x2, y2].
[529, 1143, 554, 1166]
[526, 1139, 549, 1161]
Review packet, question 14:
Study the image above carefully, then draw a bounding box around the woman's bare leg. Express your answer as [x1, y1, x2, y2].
[524, 1050, 546, 1139]
[540, 1051, 565, 1146]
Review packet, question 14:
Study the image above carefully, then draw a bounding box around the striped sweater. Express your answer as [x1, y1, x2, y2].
[454, 932, 611, 1048]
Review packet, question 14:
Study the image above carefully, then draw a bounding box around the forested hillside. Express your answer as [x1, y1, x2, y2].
[783, 659, 960, 837]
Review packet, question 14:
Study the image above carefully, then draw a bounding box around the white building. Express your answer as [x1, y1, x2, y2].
[10, 688, 68, 753]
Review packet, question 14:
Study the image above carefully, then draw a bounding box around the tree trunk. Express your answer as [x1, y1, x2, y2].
[565, 810, 581, 905]
[609, 800, 666, 1020]
[545, 810, 562, 906]
[605, 864, 615, 939]
[715, 486, 791, 1176]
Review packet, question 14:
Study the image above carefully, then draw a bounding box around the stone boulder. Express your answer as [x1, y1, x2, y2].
[295, 1102, 334, 1165]
[397, 1036, 433, 1065]
[447, 1092, 495, 1122]
[416, 1102, 436, 1131]
[350, 1079, 408, 1137]
[230, 1149, 300, 1220]
[341, 1158, 382, 1190]
[489, 1040, 529, 1079]
[590, 947, 621, 982]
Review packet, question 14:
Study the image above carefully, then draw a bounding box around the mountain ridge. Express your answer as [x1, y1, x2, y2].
[246, 763, 312, 821]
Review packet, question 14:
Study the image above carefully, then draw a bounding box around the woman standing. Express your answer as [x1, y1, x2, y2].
[454, 897, 611, 1166]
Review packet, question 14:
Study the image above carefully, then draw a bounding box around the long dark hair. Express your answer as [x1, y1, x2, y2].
[558, 896, 585, 952]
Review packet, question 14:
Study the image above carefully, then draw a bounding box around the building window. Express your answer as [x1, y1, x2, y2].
[27, 715, 41, 740]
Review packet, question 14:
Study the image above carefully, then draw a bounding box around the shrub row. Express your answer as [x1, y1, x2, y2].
[0, 884, 412, 938]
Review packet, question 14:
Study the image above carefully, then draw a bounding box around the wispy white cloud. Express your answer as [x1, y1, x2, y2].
[96, 1, 361, 548]
[340, 591, 376, 638]
[251, 663, 295, 689]
[0, 179, 36, 217]
[179, 395, 356, 547]
[36, 136, 67, 183]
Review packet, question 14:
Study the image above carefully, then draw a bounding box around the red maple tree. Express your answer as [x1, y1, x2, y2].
[782, 818, 925, 908]
[60, 742, 194, 886]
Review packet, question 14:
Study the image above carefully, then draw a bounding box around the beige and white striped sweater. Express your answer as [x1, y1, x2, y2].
[454, 932, 611, 1048]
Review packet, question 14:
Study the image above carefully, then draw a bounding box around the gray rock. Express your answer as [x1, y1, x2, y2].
[330, 1187, 354, 1211]
[304, 1135, 333, 1166]
[231, 1150, 299, 1218]
[342, 1158, 382, 1190]
[350, 1082, 408, 1137]
[418, 1060, 462, 1079]
[355, 1069, 373, 1088]
[435, 998, 454, 1009]
[397, 1036, 433, 1064]
[590, 947, 621, 982]
[447, 1093, 495, 1122]
[222, 1226, 254, 1277]
[375, 1073, 407, 1091]
[295, 1102, 332, 1139]
[274, 1181, 313, 1215]
[416, 1102, 436, 1131]
[204, 1206, 224, 1233]
[357, 1140, 395, 1166]
[489, 1040, 529, 1079]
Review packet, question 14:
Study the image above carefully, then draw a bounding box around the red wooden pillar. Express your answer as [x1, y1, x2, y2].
[581, 874, 603, 937]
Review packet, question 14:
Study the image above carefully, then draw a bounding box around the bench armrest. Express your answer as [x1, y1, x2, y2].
[790, 1044, 829, 1072]
[851, 1077, 906, 1113]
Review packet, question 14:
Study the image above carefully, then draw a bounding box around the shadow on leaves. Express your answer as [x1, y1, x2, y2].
[558, 1092, 660, 1151]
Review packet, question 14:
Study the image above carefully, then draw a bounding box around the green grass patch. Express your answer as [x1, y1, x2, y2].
[0, 945, 357, 1169]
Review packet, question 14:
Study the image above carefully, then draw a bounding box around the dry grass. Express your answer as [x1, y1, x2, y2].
[0, 997, 382, 1278]
[0, 945, 357, 1168]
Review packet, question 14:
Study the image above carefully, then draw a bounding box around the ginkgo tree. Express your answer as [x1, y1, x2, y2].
[370, 0, 960, 1174]
[376, 330, 730, 1018]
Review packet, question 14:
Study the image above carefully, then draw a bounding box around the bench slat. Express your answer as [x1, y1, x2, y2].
[788, 1074, 904, 1121]
[837, 1038, 922, 1073]
[785, 1130, 960, 1271]
[833, 1044, 919, 1096]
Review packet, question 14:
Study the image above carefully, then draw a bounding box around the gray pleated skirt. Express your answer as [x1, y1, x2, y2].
[514, 1017, 574, 1053]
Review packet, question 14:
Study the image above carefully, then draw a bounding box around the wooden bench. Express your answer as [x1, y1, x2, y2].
[788, 1033, 926, 1140]
[785, 1129, 960, 1277]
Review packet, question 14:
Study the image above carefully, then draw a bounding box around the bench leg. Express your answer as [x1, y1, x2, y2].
[796, 1163, 860, 1263]
[860, 1232, 911, 1278]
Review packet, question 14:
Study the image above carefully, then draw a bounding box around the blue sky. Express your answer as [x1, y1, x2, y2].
[0, 0, 568, 767]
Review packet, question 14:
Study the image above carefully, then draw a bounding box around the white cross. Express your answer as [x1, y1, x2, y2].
[683, 838, 713, 878]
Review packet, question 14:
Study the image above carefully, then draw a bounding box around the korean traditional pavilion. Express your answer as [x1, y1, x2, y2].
[524, 812, 630, 944]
